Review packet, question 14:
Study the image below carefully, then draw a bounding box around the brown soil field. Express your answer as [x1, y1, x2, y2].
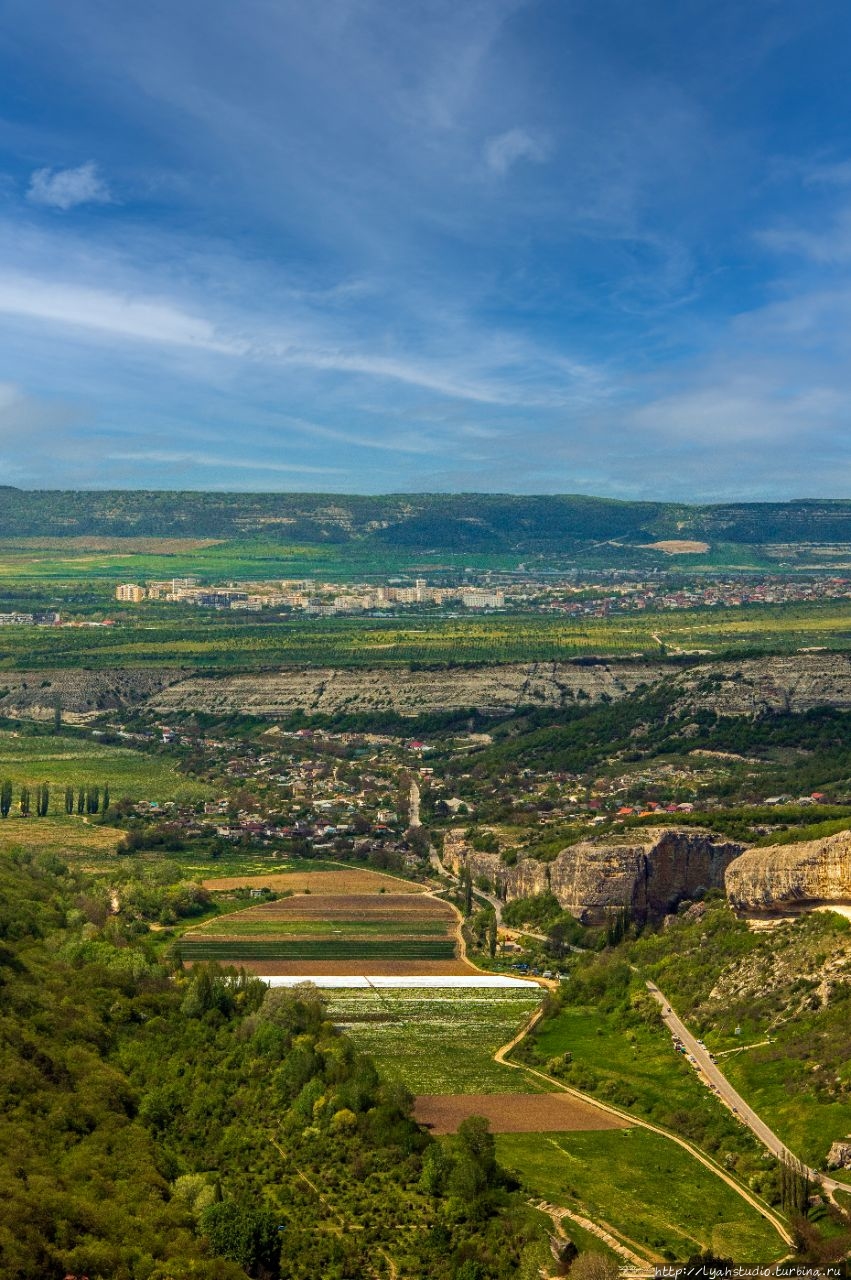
[207, 958, 478, 976]
[413, 1093, 627, 1134]
[202, 869, 425, 894]
[245, 895, 451, 918]
[3, 536, 222, 553]
[642, 539, 710, 555]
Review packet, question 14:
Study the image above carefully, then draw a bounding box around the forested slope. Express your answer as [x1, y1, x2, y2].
[3, 487, 851, 550]
[0, 853, 542, 1280]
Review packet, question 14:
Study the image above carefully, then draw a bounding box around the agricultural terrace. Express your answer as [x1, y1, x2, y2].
[0, 732, 210, 804]
[186, 866, 471, 975]
[325, 987, 544, 1093]
[198, 868, 423, 893]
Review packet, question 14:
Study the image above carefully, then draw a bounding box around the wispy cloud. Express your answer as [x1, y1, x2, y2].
[108, 449, 342, 473]
[484, 128, 548, 177]
[27, 161, 112, 210]
[0, 262, 606, 410]
[0, 274, 235, 351]
[2, 1, 851, 495]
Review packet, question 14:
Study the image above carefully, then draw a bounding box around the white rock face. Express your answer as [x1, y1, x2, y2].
[444, 827, 744, 920]
[725, 830, 851, 913]
[148, 660, 668, 716]
[827, 1140, 851, 1170]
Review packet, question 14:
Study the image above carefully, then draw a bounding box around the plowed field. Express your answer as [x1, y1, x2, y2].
[413, 1094, 626, 1134]
[200, 868, 423, 894]
[183, 871, 462, 972]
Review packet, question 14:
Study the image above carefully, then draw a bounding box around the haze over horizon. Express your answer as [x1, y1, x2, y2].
[3, 1, 851, 500]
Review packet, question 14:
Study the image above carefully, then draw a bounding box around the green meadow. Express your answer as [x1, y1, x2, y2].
[496, 1128, 786, 1264]
[0, 732, 210, 804]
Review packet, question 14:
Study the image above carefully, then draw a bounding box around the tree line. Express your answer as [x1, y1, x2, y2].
[0, 780, 110, 818]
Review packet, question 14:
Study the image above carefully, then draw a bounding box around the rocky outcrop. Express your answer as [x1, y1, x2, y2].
[109, 650, 851, 719]
[147, 660, 668, 718]
[5, 651, 851, 722]
[670, 652, 851, 717]
[827, 1140, 851, 1170]
[0, 668, 186, 722]
[444, 827, 744, 921]
[725, 830, 851, 914]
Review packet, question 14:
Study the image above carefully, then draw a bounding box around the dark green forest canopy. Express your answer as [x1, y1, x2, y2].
[0, 853, 542, 1280]
[4, 487, 851, 548]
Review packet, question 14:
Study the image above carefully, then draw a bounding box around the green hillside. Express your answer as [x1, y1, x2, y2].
[4, 488, 851, 557]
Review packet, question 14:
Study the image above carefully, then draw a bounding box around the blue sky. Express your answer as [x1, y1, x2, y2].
[2, 0, 851, 497]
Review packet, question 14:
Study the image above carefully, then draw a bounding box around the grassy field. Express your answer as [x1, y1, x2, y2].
[0, 814, 124, 858]
[326, 987, 544, 1094]
[0, 536, 521, 588]
[532, 1005, 740, 1129]
[0, 732, 210, 805]
[721, 1045, 851, 1177]
[496, 1129, 786, 1264]
[3, 600, 851, 670]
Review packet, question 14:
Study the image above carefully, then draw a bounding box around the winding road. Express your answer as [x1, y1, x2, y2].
[645, 979, 850, 1203]
[492, 1001, 795, 1252]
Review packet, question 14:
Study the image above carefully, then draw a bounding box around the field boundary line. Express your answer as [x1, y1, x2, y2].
[493, 1008, 795, 1251]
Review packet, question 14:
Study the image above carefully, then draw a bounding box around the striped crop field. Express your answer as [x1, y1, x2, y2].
[179, 939, 457, 961]
[181, 875, 465, 973]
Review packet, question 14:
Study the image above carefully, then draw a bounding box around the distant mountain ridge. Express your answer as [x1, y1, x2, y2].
[2, 488, 851, 550]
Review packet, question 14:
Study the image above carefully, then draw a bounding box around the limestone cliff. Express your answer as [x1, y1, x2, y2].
[725, 830, 851, 914]
[443, 826, 744, 921]
[6, 650, 851, 722]
[0, 668, 186, 722]
[147, 650, 851, 719]
[670, 651, 851, 717]
[148, 659, 668, 718]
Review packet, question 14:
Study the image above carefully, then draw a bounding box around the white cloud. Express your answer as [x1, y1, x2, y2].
[0, 268, 603, 408]
[484, 128, 548, 177]
[803, 159, 851, 187]
[109, 449, 342, 473]
[27, 162, 112, 210]
[0, 274, 239, 353]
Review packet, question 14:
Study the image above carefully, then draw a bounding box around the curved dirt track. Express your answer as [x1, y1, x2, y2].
[493, 1005, 794, 1253]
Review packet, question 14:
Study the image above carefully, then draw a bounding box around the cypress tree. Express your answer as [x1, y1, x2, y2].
[77, 786, 86, 815]
[20, 785, 30, 817]
[102, 783, 110, 813]
[64, 785, 74, 815]
[0, 778, 12, 818]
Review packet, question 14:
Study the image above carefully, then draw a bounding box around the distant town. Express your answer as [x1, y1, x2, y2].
[112, 571, 851, 618]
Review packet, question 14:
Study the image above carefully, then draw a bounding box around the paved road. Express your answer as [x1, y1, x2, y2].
[646, 980, 849, 1201]
[427, 842, 506, 921]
